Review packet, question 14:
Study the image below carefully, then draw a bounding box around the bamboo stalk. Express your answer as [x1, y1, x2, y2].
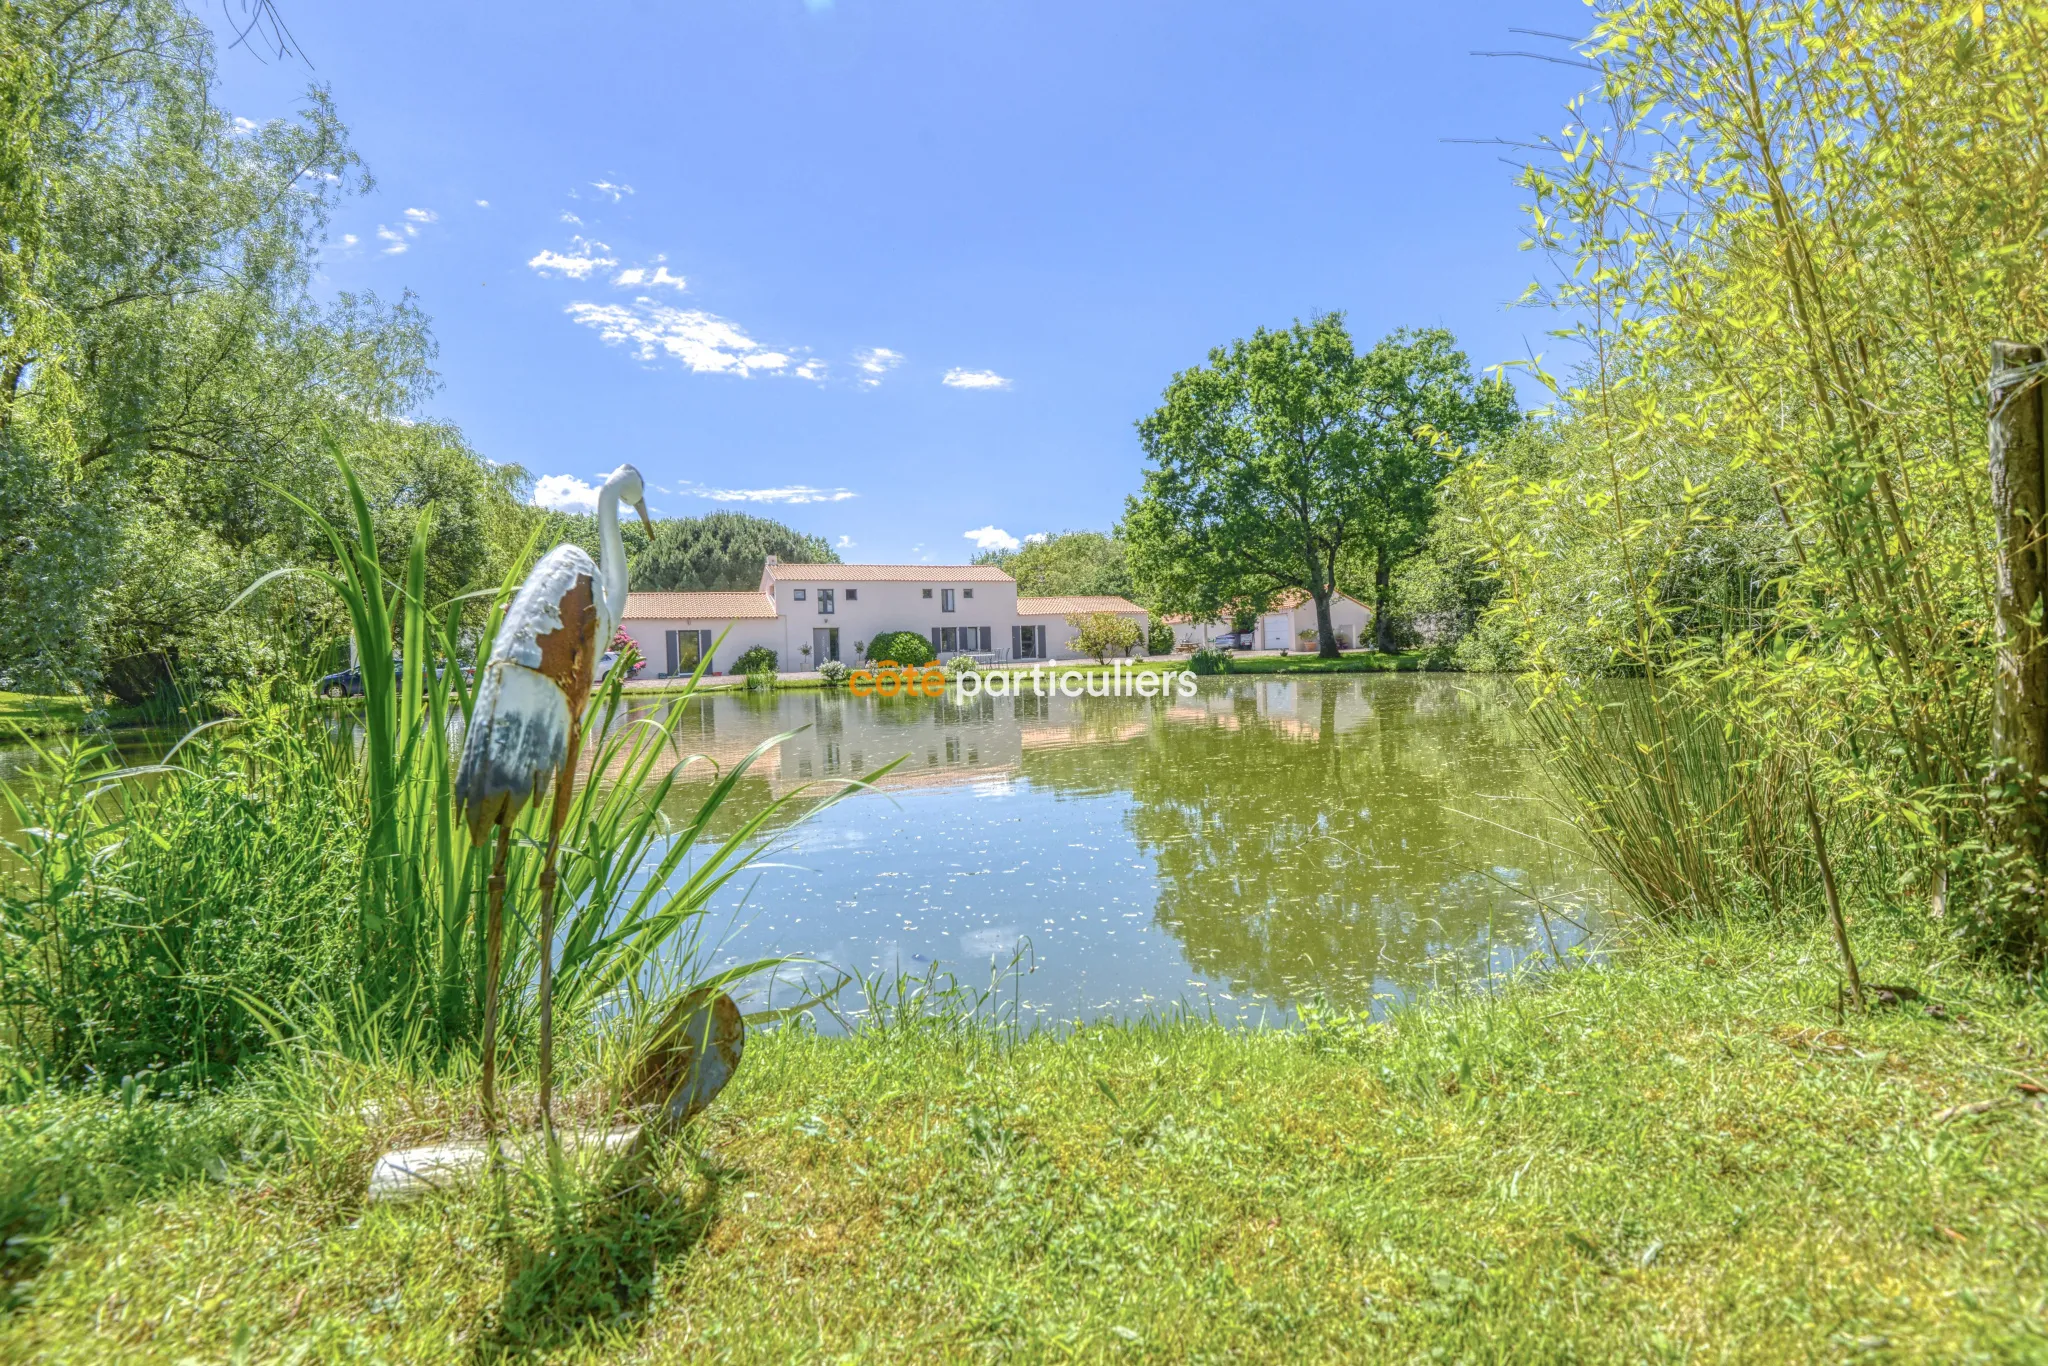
[1801, 770, 1863, 1012]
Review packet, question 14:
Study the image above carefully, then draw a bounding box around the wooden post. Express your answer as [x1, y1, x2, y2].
[1989, 340, 2048, 899]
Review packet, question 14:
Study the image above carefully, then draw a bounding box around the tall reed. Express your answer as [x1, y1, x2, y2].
[2, 449, 883, 1085]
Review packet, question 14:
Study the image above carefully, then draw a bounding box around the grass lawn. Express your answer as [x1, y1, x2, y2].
[4, 924, 2045, 1362]
[1220, 649, 1439, 674]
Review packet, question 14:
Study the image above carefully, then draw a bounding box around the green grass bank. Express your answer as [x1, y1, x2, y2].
[4, 923, 2044, 1363]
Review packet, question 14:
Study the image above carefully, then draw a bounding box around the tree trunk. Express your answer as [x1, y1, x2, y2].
[1373, 546, 1396, 653]
[1302, 539, 1340, 658]
[1990, 340, 2048, 929]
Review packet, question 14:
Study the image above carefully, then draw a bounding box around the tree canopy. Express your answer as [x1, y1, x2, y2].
[973, 531, 1135, 601]
[1, 0, 527, 699]
[625, 510, 839, 592]
[1123, 315, 1515, 657]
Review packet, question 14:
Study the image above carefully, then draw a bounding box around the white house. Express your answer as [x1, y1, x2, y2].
[615, 559, 1152, 676]
[1166, 589, 1373, 652]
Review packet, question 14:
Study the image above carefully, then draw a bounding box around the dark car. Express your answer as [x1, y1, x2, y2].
[316, 664, 389, 698]
[315, 660, 472, 699]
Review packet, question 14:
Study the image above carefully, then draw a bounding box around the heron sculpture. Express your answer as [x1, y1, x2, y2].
[456, 463, 652, 1137]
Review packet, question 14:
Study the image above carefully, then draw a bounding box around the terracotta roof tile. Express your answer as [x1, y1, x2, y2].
[622, 591, 779, 620]
[1015, 595, 1147, 617]
[765, 563, 1014, 583]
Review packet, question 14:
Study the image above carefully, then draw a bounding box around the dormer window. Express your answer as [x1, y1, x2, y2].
[793, 589, 806, 601]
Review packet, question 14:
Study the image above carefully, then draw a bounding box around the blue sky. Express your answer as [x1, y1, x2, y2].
[209, 0, 1588, 564]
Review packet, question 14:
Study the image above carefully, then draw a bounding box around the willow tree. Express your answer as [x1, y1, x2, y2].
[1125, 316, 1513, 656]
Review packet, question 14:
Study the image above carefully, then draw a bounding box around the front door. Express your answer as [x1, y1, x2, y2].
[813, 627, 839, 663]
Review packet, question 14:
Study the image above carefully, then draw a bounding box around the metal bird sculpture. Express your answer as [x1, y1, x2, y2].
[457, 463, 651, 1138]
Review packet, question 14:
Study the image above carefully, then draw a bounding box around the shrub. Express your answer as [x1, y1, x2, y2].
[1146, 619, 1176, 655]
[608, 626, 644, 677]
[945, 654, 981, 675]
[1189, 646, 1230, 676]
[744, 668, 777, 692]
[1065, 612, 1141, 663]
[732, 645, 778, 674]
[818, 660, 850, 686]
[866, 631, 934, 667]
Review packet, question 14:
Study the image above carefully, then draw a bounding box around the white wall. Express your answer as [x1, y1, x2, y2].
[1018, 610, 1150, 661]
[763, 572, 1020, 661]
[616, 618, 786, 676]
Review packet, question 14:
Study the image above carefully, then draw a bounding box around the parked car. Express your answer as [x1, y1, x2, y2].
[315, 665, 381, 699]
[595, 650, 619, 683]
[316, 660, 473, 699]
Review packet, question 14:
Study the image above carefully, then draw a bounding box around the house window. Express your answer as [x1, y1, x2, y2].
[941, 588, 956, 612]
[845, 589, 857, 601]
[963, 588, 973, 599]
[818, 588, 835, 614]
[939, 627, 957, 653]
[664, 629, 711, 676]
[793, 589, 806, 601]
[922, 588, 933, 599]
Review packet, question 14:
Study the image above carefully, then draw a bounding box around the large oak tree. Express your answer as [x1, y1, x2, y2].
[1123, 315, 1515, 657]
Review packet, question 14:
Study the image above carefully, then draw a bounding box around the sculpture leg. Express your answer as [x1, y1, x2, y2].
[478, 824, 512, 1138]
[535, 723, 584, 1137]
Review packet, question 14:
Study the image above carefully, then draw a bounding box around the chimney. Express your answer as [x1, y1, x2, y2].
[764, 555, 779, 566]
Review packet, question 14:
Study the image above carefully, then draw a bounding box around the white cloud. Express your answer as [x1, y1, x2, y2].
[612, 265, 687, 291]
[531, 474, 601, 512]
[836, 534, 856, 550]
[339, 233, 359, 248]
[404, 207, 437, 223]
[232, 116, 258, 135]
[564, 299, 819, 379]
[475, 199, 490, 208]
[795, 358, 827, 381]
[853, 347, 904, 386]
[528, 237, 617, 279]
[943, 368, 1012, 390]
[687, 484, 857, 504]
[963, 525, 1021, 552]
[376, 226, 408, 254]
[590, 180, 636, 201]
[560, 211, 583, 225]
[1023, 532, 1049, 544]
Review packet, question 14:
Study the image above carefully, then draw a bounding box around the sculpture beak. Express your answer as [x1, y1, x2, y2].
[634, 499, 654, 536]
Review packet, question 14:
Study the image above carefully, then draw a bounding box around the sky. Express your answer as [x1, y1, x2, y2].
[205, 0, 1591, 565]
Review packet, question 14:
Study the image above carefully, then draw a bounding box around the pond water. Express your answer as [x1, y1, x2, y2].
[629, 674, 1609, 1026]
[0, 675, 1612, 1028]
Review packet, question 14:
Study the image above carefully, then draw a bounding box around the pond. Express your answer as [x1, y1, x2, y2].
[0, 675, 1612, 1028]
[628, 674, 1609, 1027]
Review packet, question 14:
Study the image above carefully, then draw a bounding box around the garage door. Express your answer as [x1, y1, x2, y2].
[1263, 615, 1291, 649]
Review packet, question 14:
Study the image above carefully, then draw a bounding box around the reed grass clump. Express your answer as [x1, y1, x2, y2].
[2, 450, 874, 1092]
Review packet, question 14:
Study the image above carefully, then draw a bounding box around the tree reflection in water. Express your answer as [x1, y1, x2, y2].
[1018, 677, 1602, 1007]
[564, 676, 1607, 1020]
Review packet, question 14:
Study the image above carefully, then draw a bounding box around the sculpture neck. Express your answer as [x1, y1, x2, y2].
[595, 482, 629, 640]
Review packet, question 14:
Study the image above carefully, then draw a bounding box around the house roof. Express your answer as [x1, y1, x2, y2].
[764, 562, 1014, 583]
[621, 591, 779, 621]
[1160, 590, 1369, 625]
[1015, 595, 1147, 617]
[1269, 588, 1370, 612]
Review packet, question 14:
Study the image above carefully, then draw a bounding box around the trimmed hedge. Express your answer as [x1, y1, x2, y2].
[865, 631, 935, 667]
